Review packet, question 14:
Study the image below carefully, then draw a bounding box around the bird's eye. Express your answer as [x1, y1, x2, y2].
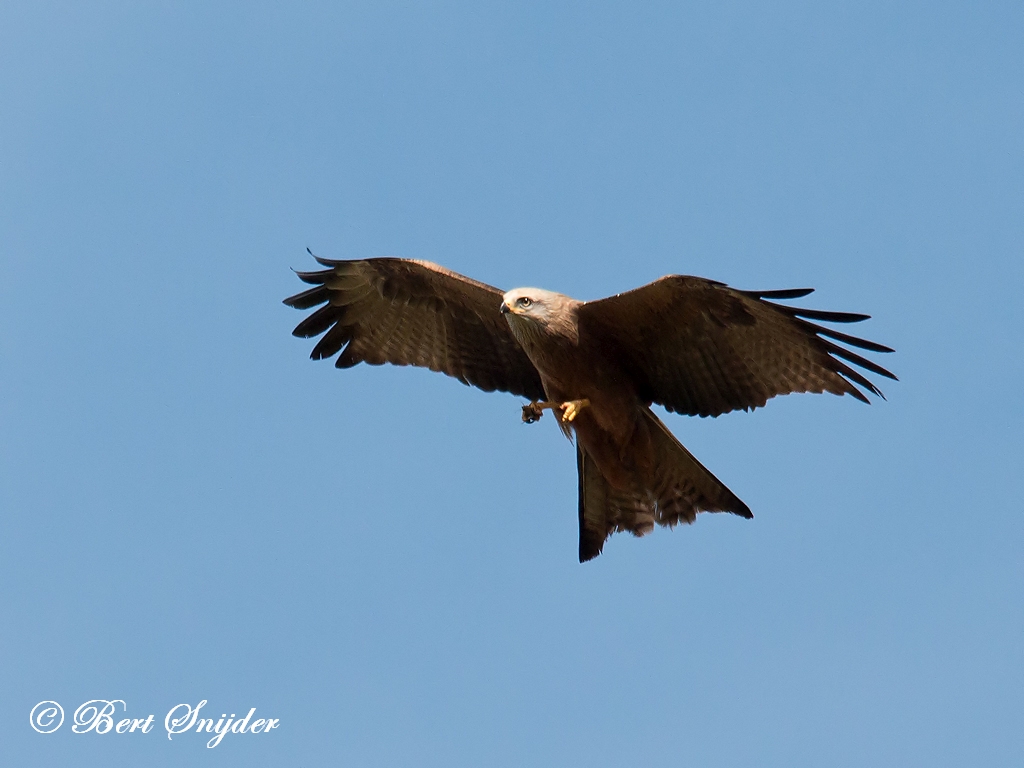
[517, 297, 533, 308]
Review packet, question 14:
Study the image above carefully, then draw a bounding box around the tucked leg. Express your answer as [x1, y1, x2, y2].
[522, 401, 558, 423]
[522, 399, 592, 423]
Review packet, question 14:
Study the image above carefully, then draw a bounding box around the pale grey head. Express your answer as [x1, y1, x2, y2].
[500, 287, 580, 347]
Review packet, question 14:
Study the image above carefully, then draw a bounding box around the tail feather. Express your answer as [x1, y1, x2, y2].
[577, 409, 751, 562]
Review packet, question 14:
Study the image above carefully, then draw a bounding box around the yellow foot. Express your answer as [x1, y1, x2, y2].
[559, 398, 590, 422]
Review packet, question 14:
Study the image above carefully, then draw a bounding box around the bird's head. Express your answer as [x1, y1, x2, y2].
[501, 287, 579, 345]
[501, 288, 558, 323]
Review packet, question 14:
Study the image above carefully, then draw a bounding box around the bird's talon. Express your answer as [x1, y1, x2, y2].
[522, 402, 546, 423]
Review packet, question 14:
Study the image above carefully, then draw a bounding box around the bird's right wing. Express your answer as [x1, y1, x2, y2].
[284, 252, 546, 400]
[579, 275, 895, 417]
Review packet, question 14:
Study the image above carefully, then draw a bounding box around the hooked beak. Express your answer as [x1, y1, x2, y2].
[500, 302, 510, 315]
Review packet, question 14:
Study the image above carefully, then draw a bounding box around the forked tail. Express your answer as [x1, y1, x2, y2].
[577, 409, 751, 562]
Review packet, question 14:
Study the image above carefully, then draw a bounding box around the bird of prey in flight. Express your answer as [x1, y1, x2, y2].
[284, 251, 895, 562]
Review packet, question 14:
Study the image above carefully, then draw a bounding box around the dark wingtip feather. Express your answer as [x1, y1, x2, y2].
[295, 269, 334, 285]
[304, 246, 342, 268]
[817, 326, 895, 354]
[821, 339, 898, 382]
[335, 347, 360, 369]
[283, 285, 330, 309]
[292, 304, 342, 338]
[848, 386, 872, 404]
[309, 324, 352, 360]
[743, 287, 815, 300]
[832, 359, 882, 401]
[789, 307, 872, 323]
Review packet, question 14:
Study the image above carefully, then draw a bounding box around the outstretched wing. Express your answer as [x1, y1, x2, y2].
[579, 276, 896, 418]
[284, 252, 545, 400]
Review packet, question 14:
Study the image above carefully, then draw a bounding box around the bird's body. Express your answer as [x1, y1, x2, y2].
[285, 253, 895, 561]
[500, 287, 752, 559]
[505, 289, 640, 483]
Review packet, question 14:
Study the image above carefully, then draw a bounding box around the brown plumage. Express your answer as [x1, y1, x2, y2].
[284, 251, 896, 562]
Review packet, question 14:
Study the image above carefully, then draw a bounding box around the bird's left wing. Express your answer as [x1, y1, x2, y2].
[284, 253, 546, 400]
[578, 275, 896, 418]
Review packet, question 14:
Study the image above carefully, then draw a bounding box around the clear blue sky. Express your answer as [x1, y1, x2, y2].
[2, 2, 1021, 765]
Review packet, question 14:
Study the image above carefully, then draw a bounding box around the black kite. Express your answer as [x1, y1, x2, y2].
[285, 252, 895, 561]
